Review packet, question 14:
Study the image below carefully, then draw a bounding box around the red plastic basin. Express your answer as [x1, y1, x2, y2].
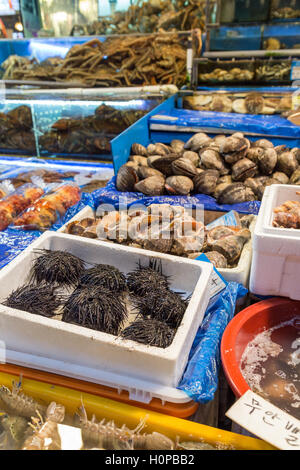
[221, 297, 300, 397]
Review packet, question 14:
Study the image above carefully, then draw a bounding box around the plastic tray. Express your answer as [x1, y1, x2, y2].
[0, 231, 212, 404]
[250, 184, 300, 300]
[0, 369, 275, 450]
[59, 205, 256, 287]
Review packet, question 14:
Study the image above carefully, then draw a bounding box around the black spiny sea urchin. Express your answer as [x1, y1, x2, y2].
[30, 249, 85, 287]
[133, 289, 187, 328]
[79, 264, 126, 293]
[3, 284, 63, 317]
[62, 286, 128, 335]
[126, 260, 169, 296]
[121, 318, 175, 348]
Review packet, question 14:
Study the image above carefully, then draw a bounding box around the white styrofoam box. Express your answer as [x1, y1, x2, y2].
[0, 231, 212, 403]
[59, 206, 256, 287]
[250, 184, 300, 300]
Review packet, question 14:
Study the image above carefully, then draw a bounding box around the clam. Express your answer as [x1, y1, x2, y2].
[290, 168, 300, 185]
[184, 132, 212, 152]
[138, 166, 164, 180]
[246, 147, 264, 164]
[277, 151, 298, 176]
[231, 158, 258, 181]
[203, 251, 228, 268]
[272, 171, 289, 184]
[252, 139, 274, 149]
[209, 235, 247, 265]
[147, 143, 171, 156]
[193, 170, 219, 195]
[143, 237, 173, 254]
[199, 148, 226, 173]
[244, 176, 270, 200]
[147, 155, 162, 168]
[209, 96, 233, 113]
[165, 175, 194, 195]
[124, 161, 140, 171]
[134, 175, 165, 196]
[217, 183, 256, 204]
[171, 157, 198, 178]
[116, 165, 139, 192]
[244, 93, 264, 114]
[170, 139, 185, 153]
[220, 135, 250, 164]
[232, 99, 247, 114]
[182, 151, 200, 167]
[131, 143, 148, 156]
[129, 155, 148, 166]
[151, 154, 180, 176]
[213, 182, 231, 199]
[274, 145, 287, 155]
[258, 148, 277, 175]
[291, 148, 300, 165]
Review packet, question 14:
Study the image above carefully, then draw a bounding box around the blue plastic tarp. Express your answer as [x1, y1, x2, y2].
[93, 175, 261, 215]
[150, 108, 300, 142]
[178, 281, 247, 403]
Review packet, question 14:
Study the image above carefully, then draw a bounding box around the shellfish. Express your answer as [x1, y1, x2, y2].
[165, 175, 194, 195]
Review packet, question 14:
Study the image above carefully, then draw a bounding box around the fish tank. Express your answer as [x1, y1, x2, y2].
[270, 0, 300, 19]
[0, 90, 166, 159]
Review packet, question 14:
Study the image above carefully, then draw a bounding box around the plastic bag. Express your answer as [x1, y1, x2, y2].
[178, 281, 247, 403]
[12, 183, 81, 231]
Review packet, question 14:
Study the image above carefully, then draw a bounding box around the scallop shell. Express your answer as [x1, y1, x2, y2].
[134, 175, 165, 196]
[193, 170, 219, 195]
[165, 175, 194, 195]
[232, 99, 247, 114]
[209, 96, 233, 113]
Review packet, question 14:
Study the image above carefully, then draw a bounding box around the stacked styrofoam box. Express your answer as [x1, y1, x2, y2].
[250, 184, 300, 301]
[59, 206, 256, 287]
[0, 232, 212, 403]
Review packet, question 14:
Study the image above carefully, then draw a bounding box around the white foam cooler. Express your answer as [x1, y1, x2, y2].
[0, 231, 212, 403]
[250, 184, 300, 300]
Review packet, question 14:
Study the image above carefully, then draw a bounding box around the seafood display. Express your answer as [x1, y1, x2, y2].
[240, 318, 300, 420]
[196, 60, 292, 84]
[0, 185, 44, 231]
[78, 0, 206, 35]
[12, 184, 81, 230]
[2, 34, 189, 88]
[64, 204, 253, 269]
[115, 135, 300, 203]
[39, 104, 147, 156]
[255, 61, 292, 82]
[272, 192, 300, 228]
[182, 92, 292, 115]
[0, 105, 36, 154]
[270, 3, 300, 19]
[2, 251, 190, 348]
[0, 382, 224, 450]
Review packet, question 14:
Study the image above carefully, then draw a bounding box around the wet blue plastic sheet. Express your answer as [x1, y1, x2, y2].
[93, 175, 261, 215]
[0, 191, 95, 270]
[150, 108, 300, 142]
[178, 281, 247, 403]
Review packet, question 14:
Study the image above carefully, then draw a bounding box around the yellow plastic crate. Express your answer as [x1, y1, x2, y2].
[0, 371, 275, 451]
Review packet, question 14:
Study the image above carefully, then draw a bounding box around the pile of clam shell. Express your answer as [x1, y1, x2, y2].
[116, 134, 300, 204]
[64, 203, 253, 269]
[182, 92, 292, 115]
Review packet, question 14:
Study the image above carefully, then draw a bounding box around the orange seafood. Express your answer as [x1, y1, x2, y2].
[0, 187, 44, 231]
[13, 184, 81, 230]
